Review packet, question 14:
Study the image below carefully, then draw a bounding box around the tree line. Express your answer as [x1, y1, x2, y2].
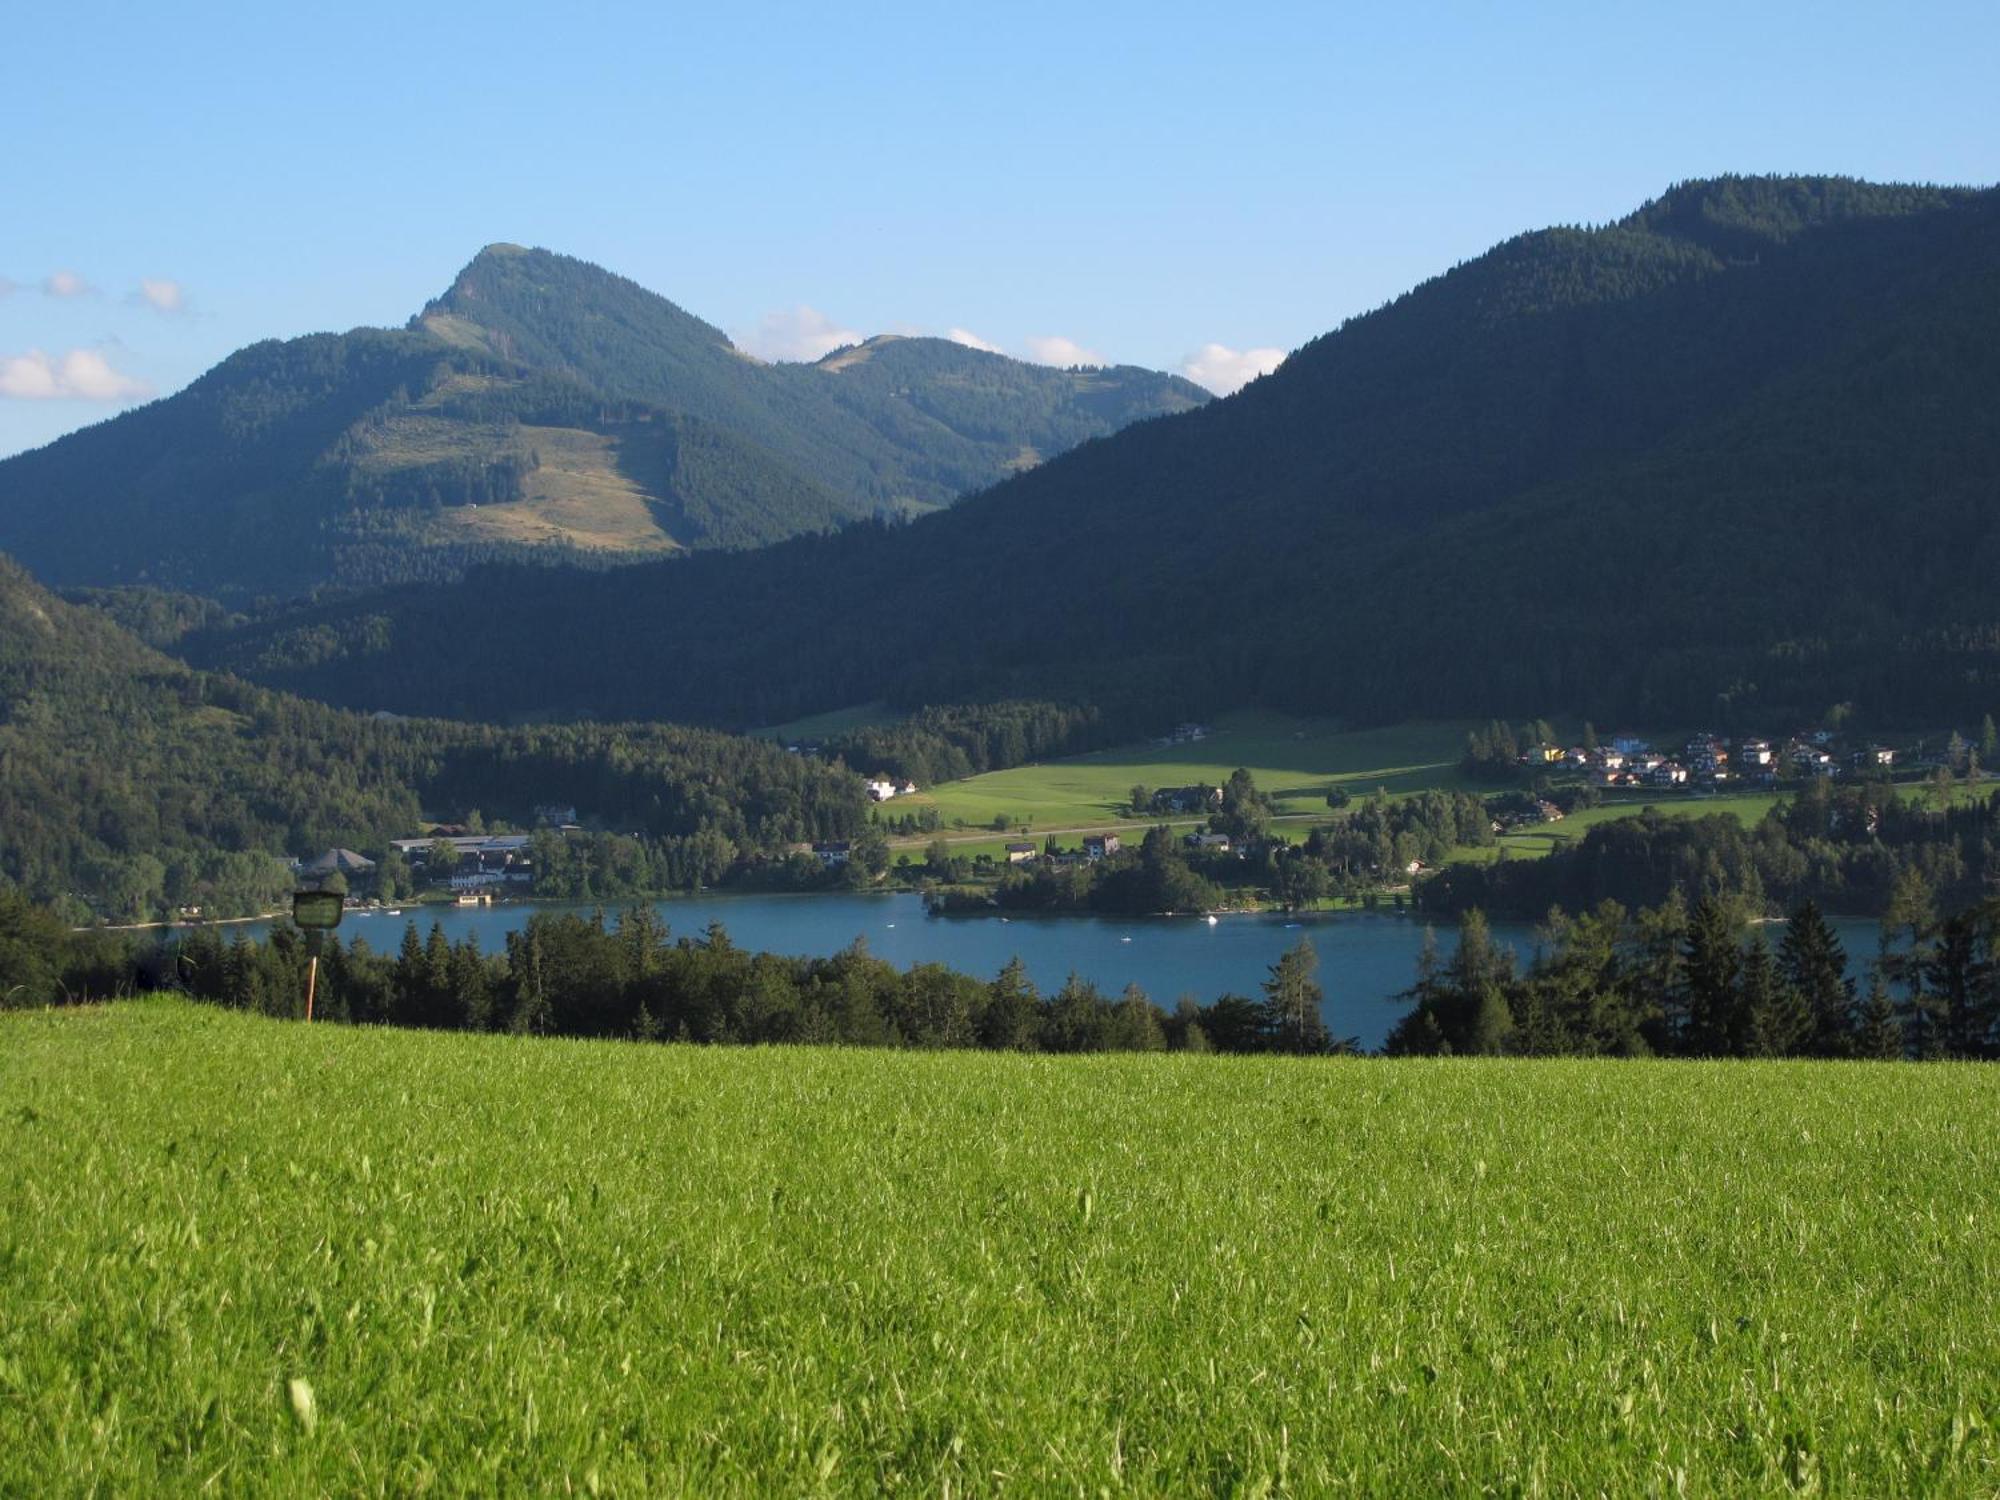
[1388, 888, 2000, 1060]
[0, 893, 1344, 1056]
[1421, 779, 2000, 922]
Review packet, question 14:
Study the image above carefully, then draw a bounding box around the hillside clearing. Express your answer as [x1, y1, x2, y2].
[4, 1002, 1997, 1494]
[905, 715, 1480, 829]
[893, 716, 1793, 861]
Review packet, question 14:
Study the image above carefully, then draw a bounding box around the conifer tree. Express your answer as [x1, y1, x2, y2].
[1680, 896, 1742, 1055]
[1778, 900, 1855, 1056]
[1855, 974, 1904, 1060]
[1263, 938, 1330, 1054]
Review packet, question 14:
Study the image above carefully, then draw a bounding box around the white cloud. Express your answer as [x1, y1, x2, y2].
[736, 304, 864, 363]
[0, 348, 153, 402]
[1024, 334, 1106, 369]
[136, 277, 186, 313]
[946, 327, 1004, 355]
[42, 269, 93, 298]
[1179, 342, 1285, 395]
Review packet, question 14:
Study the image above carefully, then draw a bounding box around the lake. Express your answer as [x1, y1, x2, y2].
[215, 892, 1888, 1052]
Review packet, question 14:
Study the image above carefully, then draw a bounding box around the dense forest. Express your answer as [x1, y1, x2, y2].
[0, 556, 865, 921]
[188, 178, 2000, 732]
[0, 246, 1203, 597]
[1389, 890, 2000, 1062]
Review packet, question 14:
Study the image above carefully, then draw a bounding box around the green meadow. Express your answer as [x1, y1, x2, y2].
[908, 715, 1479, 831]
[891, 716, 1802, 868]
[5, 1001, 1999, 1495]
[1455, 793, 1792, 864]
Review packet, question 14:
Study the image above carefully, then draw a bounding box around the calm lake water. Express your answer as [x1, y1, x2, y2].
[212, 892, 1889, 1052]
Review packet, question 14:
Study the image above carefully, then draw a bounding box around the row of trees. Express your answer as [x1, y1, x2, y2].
[157, 910, 1344, 1055]
[1421, 780, 2000, 922]
[1388, 894, 1988, 1060]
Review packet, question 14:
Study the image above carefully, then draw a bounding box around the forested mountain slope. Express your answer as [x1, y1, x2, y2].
[191, 178, 2000, 730]
[0, 555, 863, 921]
[0, 247, 1204, 598]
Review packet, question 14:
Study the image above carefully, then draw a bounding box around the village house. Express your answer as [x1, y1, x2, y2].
[1005, 842, 1038, 864]
[1082, 833, 1121, 861]
[1186, 832, 1233, 852]
[811, 840, 851, 868]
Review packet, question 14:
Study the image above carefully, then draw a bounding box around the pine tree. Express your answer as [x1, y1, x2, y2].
[392, 923, 426, 1026]
[981, 957, 1040, 1051]
[1110, 984, 1167, 1051]
[1855, 974, 1904, 1060]
[1466, 984, 1515, 1055]
[1740, 932, 1809, 1057]
[1878, 866, 1937, 1015]
[1263, 939, 1330, 1054]
[449, 938, 492, 1031]
[1778, 900, 1855, 1056]
[1169, 997, 1212, 1053]
[1680, 896, 1743, 1056]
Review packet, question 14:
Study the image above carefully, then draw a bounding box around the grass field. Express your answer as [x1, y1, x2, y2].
[1444, 792, 1792, 865]
[908, 715, 1480, 831]
[6, 1002, 1999, 1494]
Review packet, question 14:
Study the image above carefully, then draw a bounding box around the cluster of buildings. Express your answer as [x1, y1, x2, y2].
[294, 830, 545, 900]
[1520, 731, 1897, 791]
[389, 833, 538, 892]
[864, 777, 920, 802]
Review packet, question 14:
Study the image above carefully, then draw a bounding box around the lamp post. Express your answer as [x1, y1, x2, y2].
[290, 889, 344, 1022]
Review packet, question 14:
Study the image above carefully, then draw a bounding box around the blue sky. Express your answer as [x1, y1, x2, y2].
[3, 0, 1994, 457]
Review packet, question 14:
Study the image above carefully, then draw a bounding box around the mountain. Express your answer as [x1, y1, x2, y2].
[0, 247, 1206, 598]
[0, 552, 864, 921]
[187, 177, 2000, 732]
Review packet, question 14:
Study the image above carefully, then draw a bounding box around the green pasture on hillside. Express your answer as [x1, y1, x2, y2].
[908, 715, 1479, 830]
[1441, 792, 1793, 865]
[4, 1002, 1998, 1494]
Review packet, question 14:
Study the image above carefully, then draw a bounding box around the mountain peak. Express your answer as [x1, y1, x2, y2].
[419, 244, 735, 355]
